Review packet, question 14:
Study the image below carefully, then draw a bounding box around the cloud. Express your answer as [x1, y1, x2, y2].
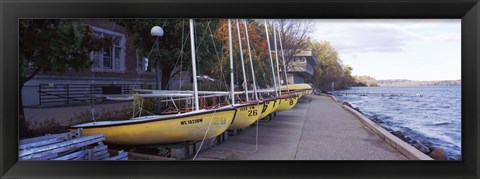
[311, 19, 460, 54]
[308, 19, 460, 81]
[402, 19, 459, 30]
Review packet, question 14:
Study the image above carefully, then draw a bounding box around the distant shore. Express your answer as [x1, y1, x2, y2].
[376, 79, 461, 86]
[350, 76, 460, 88]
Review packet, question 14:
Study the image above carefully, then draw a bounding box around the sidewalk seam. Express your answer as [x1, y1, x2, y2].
[293, 98, 311, 160]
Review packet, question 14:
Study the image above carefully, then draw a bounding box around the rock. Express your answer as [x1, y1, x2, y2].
[372, 118, 384, 124]
[392, 131, 405, 139]
[423, 140, 433, 147]
[422, 141, 436, 151]
[354, 107, 362, 113]
[429, 148, 447, 160]
[414, 143, 430, 154]
[342, 102, 353, 108]
[427, 146, 437, 152]
[404, 136, 413, 143]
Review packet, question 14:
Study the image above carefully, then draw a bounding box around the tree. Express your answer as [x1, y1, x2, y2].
[342, 65, 355, 88]
[309, 40, 357, 90]
[213, 19, 274, 89]
[310, 41, 342, 89]
[19, 19, 112, 138]
[114, 19, 220, 90]
[353, 75, 379, 87]
[272, 19, 314, 83]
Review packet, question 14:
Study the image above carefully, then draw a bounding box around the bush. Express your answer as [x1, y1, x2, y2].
[23, 119, 67, 139]
[68, 106, 134, 125]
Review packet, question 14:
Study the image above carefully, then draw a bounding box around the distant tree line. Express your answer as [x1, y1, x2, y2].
[352, 75, 379, 87]
[377, 79, 460, 86]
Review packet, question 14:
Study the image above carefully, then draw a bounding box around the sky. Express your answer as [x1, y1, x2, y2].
[310, 19, 461, 81]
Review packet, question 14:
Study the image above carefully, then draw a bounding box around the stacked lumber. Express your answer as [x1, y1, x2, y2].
[19, 129, 127, 160]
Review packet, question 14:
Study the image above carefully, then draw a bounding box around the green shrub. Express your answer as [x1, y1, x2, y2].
[23, 119, 67, 138]
[68, 106, 134, 125]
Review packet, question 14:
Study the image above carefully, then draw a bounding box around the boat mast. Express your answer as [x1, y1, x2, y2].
[264, 20, 279, 97]
[189, 19, 199, 111]
[272, 23, 282, 96]
[228, 19, 235, 105]
[235, 19, 249, 101]
[243, 20, 259, 100]
[277, 27, 289, 91]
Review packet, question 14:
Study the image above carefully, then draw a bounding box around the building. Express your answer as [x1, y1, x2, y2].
[22, 19, 189, 106]
[282, 49, 318, 84]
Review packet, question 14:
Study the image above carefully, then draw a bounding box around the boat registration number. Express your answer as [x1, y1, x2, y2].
[179, 117, 227, 126]
[180, 118, 203, 125]
[239, 106, 256, 111]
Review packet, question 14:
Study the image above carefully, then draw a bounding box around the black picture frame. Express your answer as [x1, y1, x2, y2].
[1, 0, 479, 178]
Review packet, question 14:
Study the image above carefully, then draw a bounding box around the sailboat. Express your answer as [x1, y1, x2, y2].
[226, 19, 265, 130]
[275, 28, 314, 98]
[262, 20, 300, 113]
[150, 19, 266, 131]
[142, 19, 301, 123]
[280, 83, 314, 97]
[69, 19, 237, 145]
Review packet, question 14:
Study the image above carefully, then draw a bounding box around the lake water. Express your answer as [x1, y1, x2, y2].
[333, 86, 461, 160]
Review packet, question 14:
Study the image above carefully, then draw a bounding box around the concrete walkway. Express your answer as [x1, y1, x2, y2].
[196, 95, 407, 160]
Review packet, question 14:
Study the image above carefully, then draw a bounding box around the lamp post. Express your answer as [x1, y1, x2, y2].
[151, 25, 164, 113]
[331, 81, 335, 94]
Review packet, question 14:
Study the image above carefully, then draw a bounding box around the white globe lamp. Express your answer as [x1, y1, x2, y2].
[151, 26, 164, 37]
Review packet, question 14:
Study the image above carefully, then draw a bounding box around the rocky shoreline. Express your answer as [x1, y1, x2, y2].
[391, 129, 453, 160]
[342, 101, 458, 160]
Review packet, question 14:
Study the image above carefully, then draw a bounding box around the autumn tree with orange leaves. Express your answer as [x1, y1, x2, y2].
[213, 19, 275, 89]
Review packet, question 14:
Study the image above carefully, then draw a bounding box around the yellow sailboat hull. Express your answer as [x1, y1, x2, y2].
[296, 91, 305, 98]
[228, 102, 264, 130]
[271, 99, 281, 113]
[69, 108, 236, 145]
[259, 99, 277, 119]
[274, 94, 300, 112]
[280, 83, 313, 97]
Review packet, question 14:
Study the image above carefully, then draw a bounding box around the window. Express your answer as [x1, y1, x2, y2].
[294, 57, 305, 63]
[88, 26, 126, 72]
[136, 50, 154, 73]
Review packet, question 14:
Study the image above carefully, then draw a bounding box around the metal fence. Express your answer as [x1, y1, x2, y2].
[38, 84, 141, 105]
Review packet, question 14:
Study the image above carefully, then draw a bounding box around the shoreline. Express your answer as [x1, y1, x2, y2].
[326, 89, 460, 160]
[320, 94, 433, 160]
[342, 103, 433, 160]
